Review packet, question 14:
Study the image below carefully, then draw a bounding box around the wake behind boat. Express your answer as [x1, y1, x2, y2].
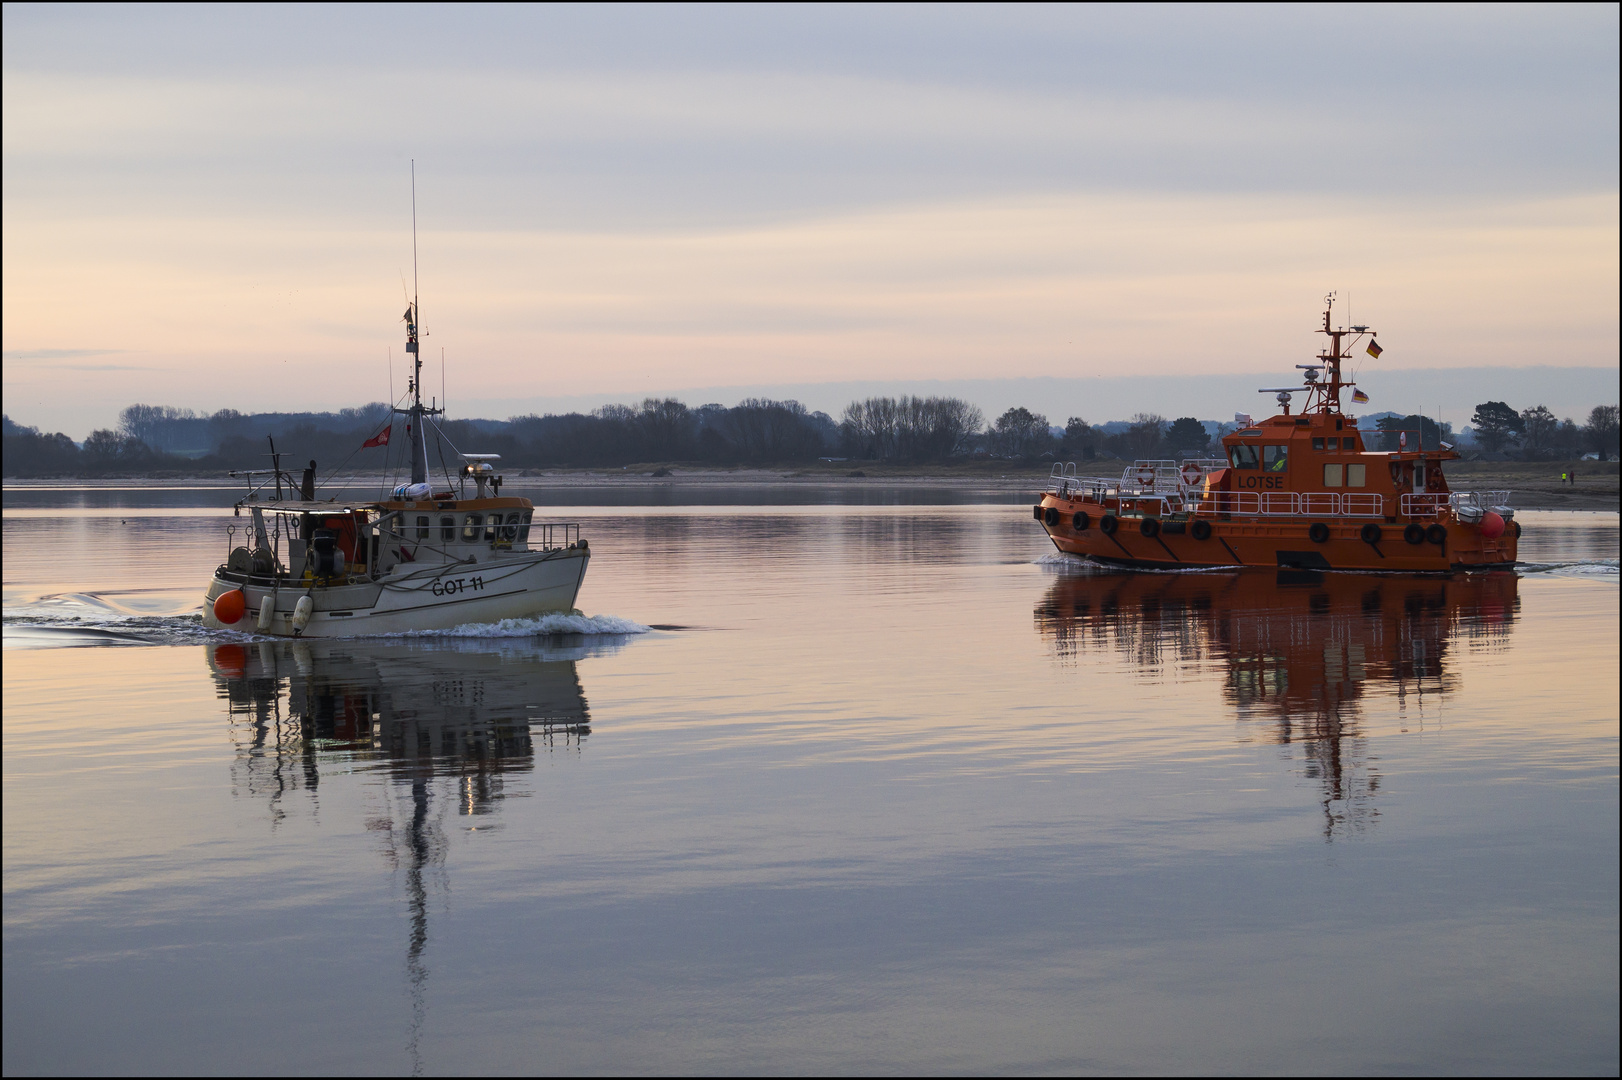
[201, 195, 589, 637]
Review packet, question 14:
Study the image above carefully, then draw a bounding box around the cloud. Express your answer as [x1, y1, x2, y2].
[1, 6, 1615, 438]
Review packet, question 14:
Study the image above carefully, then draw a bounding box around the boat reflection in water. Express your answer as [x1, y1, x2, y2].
[205, 635, 607, 1074]
[1035, 568, 1520, 838]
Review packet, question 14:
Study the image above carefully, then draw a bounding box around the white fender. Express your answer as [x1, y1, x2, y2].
[293, 595, 314, 630]
[257, 595, 276, 631]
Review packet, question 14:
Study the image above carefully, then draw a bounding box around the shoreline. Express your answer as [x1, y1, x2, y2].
[4, 462, 1617, 511]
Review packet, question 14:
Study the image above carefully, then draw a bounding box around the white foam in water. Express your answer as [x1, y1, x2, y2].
[4, 605, 650, 647]
[1517, 558, 1619, 577]
[428, 612, 652, 637]
[1035, 552, 1241, 575]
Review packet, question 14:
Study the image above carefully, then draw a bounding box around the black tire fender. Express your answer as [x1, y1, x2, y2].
[1191, 519, 1212, 541]
[1308, 522, 1331, 544]
[1071, 511, 1090, 531]
[1403, 523, 1426, 545]
[1043, 506, 1060, 527]
[1360, 523, 1383, 544]
[1100, 514, 1119, 535]
[1139, 518, 1160, 538]
[1513, 521, 1522, 539]
[1426, 523, 1448, 545]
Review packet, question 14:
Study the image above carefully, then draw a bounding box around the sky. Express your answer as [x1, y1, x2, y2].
[3, 3, 1618, 438]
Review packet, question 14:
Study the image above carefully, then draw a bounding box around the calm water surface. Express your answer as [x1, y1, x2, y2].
[3, 487, 1617, 1075]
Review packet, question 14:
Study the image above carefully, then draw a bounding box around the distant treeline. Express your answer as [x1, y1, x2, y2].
[3, 397, 1617, 478]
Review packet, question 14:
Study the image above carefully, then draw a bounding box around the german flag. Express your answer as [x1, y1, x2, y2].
[1352, 388, 1370, 404]
[1366, 339, 1383, 359]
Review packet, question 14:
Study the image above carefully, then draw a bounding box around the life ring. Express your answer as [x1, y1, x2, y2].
[1043, 507, 1060, 527]
[1071, 511, 1090, 531]
[1426, 523, 1448, 545]
[1308, 522, 1330, 544]
[1139, 518, 1160, 538]
[1360, 523, 1383, 544]
[1191, 519, 1212, 541]
[1100, 514, 1119, 535]
[1403, 524, 1425, 545]
[1032, 504, 1044, 521]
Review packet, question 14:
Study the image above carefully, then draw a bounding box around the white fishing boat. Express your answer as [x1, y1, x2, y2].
[201, 204, 589, 638]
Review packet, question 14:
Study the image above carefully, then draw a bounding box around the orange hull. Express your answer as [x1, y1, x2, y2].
[1035, 492, 1518, 571]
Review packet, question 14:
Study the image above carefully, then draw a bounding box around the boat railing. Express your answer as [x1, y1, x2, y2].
[1400, 491, 1513, 520]
[1339, 493, 1385, 518]
[1175, 459, 1227, 489]
[1400, 493, 1448, 518]
[1195, 491, 1388, 518]
[529, 522, 582, 550]
[1120, 459, 1183, 495]
[1259, 492, 1300, 516]
[1448, 490, 1513, 512]
[1047, 464, 1120, 501]
[1201, 491, 1261, 515]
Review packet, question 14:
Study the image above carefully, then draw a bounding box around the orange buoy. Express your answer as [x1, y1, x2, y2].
[214, 588, 247, 624]
[1480, 511, 1506, 540]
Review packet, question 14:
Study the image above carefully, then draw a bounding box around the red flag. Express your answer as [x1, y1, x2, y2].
[362, 425, 392, 448]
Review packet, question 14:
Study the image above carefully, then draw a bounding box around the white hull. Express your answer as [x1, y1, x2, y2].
[202, 548, 589, 637]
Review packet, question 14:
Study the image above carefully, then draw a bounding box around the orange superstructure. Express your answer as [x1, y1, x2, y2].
[1034, 297, 1518, 571]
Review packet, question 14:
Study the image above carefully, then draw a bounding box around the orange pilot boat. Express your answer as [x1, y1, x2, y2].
[1035, 297, 1520, 572]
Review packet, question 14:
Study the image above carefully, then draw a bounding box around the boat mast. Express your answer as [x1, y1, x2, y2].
[408, 163, 429, 485]
[1316, 293, 1344, 414]
[391, 162, 446, 492]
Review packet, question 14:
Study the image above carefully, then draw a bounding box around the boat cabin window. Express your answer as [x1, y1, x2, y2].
[1347, 463, 1366, 487]
[517, 510, 532, 543]
[1324, 463, 1343, 487]
[462, 513, 483, 542]
[440, 516, 455, 542]
[1313, 437, 1325, 450]
[501, 512, 521, 541]
[1262, 445, 1289, 471]
[484, 516, 501, 543]
[1228, 444, 1259, 469]
[415, 515, 430, 540]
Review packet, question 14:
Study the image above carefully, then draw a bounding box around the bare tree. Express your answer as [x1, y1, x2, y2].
[1585, 404, 1619, 460]
[990, 407, 1053, 458]
[1518, 404, 1558, 459]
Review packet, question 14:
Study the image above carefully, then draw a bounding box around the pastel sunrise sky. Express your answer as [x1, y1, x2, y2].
[3, 4, 1617, 438]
